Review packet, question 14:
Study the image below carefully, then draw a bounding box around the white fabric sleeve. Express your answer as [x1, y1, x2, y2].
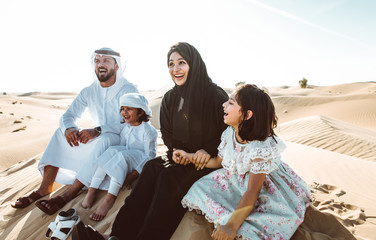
[217, 127, 231, 159]
[135, 127, 158, 173]
[59, 88, 89, 133]
[247, 137, 285, 174]
[101, 123, 124, 134]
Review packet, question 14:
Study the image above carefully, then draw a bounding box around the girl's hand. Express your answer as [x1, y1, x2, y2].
[192, 149, 210, 170]
[172, 149, 191, 165]
[211, 224, 237, 240]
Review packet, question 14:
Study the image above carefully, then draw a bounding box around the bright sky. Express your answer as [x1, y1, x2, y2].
[1, 0, 375, 93]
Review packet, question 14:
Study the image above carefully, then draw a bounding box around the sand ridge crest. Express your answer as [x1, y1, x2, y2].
[278, 115, 376, 161]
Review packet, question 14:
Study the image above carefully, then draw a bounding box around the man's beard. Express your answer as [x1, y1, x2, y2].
[96, 68, 116, 82]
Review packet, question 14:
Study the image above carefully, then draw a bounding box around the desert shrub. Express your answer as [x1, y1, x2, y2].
[235, 81, 246, 87]
[299, 78, 308, 88]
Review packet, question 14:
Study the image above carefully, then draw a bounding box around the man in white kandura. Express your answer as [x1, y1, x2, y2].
[12, 47, 138, 211]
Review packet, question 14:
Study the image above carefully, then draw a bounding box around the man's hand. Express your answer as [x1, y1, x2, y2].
[123, 170, 140, 190]
[78, 128, 100, 144]
[65, 127, 80, 147]
[192, 149, 210, 170]
[211, 224, 237, 240]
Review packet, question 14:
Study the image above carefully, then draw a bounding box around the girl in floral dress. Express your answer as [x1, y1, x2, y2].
[176, 84, 312, 240]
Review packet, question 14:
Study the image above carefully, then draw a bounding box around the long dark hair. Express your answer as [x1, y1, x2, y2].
[235, 84, 278, 142]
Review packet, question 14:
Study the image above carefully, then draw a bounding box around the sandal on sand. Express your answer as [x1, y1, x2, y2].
[72, 221, 105, 240]
[11, 191, 43, 208]
[48, 214, 80, 240]
[35, 196, 67, 215]
[46, 208, 77, 239]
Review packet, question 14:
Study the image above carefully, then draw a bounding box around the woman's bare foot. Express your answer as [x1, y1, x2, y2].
[89, 193, 117, 221]
[81, 187, 98, 209]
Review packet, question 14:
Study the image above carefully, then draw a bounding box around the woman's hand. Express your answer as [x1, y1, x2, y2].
[172, 149, 191, 165]
[211, 224, 237, 240]
[192, 149, 210, 170]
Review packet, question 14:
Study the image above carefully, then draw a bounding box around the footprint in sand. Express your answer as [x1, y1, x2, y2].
[310, 182, 366, 228]
[310, 182, 346, 197]
[12, 126, 27, 133]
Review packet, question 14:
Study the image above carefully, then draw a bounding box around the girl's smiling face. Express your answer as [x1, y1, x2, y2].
[121, 106, 143, 126]
[223, 93, 243, 128]
[168, 52, 190, 86]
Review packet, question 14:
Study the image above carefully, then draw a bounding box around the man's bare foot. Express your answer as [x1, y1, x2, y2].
[89, 194, 117, 221]
[81, 188, 98, 209]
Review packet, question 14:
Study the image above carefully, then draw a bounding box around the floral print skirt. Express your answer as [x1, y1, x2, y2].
[181, 162, 311, 240]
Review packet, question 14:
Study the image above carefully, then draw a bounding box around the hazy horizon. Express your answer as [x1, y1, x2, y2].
[1, 0, 375, 93]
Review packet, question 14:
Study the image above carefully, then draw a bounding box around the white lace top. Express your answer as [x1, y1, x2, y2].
[218, 127, 286, 175]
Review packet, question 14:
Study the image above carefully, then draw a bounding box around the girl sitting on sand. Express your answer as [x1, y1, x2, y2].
[176, 84, 311, 239]
[80, 93, 158, 221]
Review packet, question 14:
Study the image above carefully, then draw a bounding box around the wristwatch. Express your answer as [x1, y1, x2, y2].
[95, 126, 102, 134]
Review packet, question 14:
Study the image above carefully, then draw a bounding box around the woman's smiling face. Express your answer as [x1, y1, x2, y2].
[168, 51, 190, 86]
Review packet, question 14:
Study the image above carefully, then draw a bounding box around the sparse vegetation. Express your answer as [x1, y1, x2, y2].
[235, 81, 246, 87]
[299, 78, 308, 88]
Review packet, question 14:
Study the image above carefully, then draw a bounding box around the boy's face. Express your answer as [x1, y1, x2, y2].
[121, 106, 143, 126]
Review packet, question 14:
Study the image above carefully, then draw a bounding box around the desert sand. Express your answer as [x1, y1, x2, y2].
[0, 82, 375, 240]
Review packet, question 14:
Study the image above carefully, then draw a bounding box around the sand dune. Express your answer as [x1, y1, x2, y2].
[272, 82, 376, 130]
[278, 115, 376, 161]
[1, 82, 375, 240]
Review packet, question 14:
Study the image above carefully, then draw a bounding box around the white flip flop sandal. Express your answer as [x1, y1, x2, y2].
[50, 215, 81, 240]
[46, 208, 77, 239]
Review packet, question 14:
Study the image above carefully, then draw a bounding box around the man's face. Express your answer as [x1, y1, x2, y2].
[94, 55, 118, 82]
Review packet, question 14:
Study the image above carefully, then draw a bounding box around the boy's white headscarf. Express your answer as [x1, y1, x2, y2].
[120, 93, 152, 116]
[91, 47, 130, 102]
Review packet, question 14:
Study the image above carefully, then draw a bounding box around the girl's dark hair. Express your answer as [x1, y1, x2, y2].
[119, 108, 151, 123]
[235, 84, 277, 142]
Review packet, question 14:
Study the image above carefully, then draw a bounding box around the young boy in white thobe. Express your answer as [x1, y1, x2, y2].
[80, 93, 158, 221]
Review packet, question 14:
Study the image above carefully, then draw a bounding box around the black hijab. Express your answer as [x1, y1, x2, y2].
[166, 42, 215, 150]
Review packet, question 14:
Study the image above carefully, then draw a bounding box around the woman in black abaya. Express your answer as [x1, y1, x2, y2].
[74, 42, 228, 240]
